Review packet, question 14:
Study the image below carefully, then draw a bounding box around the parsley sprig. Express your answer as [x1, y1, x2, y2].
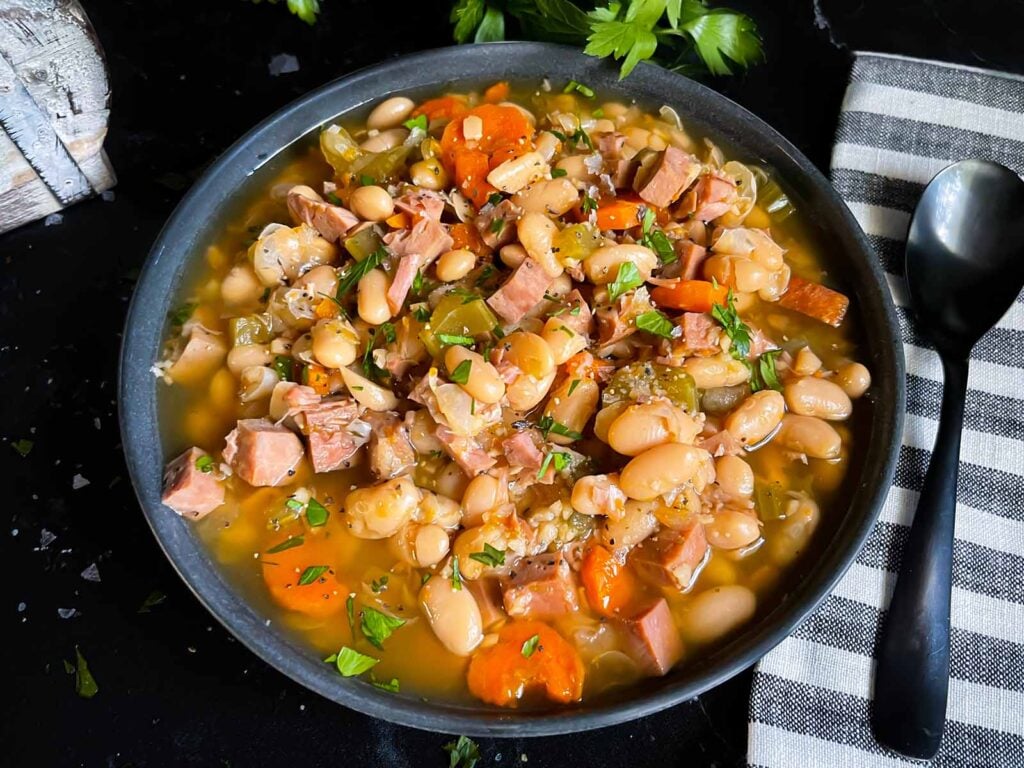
[449, 0, 762, 79]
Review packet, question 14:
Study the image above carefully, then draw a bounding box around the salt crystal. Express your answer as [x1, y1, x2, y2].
[93, 417, 101, 430]
[39, 529, 57, 548]
[101, 190, 116, 202]
[11, 528, 18, 537]
[44, 213, 63, 226]
[57, 607, 79, 619]
[268, 53, 299, 76]
[72, 474, 90, 489]
[17, 602, 26, 612]
[81, 563, 101, 582]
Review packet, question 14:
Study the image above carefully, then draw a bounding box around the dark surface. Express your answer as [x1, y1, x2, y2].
[1, 1, 1018, 766]
[872, 162, 1024, 758]
[119, 40, 903, 739]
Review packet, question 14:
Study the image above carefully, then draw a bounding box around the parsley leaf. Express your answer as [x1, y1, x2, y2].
[443, 735, 481, 768]
[537, 450, 570, 479]
[475, 5, 506, 42]
[450, 0, 485, 43]
[266, 536, 304, 554]
[567, 378, 581, 396]
[370, 575, 389, 593]
[584, 2, 660, 79]
[469, 543, 506, 568]
[678, 6, 763, 76]
[371, 675, 400, 693]
[449, 359, 473, 385]
[451, 555, 463, 591]
[297, 565, 329, 586]
[69, 646, 99, 698]
[272, 355, 294, 381]
[380, 322, 397, 344]
[710, 290, 752, 359]
[563, 79, 596, 98]
[550, 167, 568, 178]
[635, 310, 675, 339]
[305, 498, 329, 527]
[521, 634, 541, 658]
[403, 114, 428, 132]
[326, 646, 379, 677]
[750, 348, 782, 393]
[607, 261, 643, 302]
[537, 414, 583, 441]
[194, 454, 215, 473]
[437, 333, 475, 348]
[285, 0, 320, 25]
[581, 192, 598, 215]
[336, 246, 386, 300]
[360, 606, 406, 648]
[10, 438, 33, 457]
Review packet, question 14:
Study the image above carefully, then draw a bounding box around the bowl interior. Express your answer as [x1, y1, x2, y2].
[119, 42, 904, 736]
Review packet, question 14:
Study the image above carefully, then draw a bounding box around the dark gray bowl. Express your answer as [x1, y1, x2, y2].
[119, 42, 905, 736]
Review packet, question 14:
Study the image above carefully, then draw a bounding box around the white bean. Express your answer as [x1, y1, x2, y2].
[784, 377, 852, 421]
[419, 575, 483, 656]
[724, 390, 786, 446]
[367, 96, 415, 130]
[487, 151, 547, 193]
[680, 585, 757, 644]
[345, 477, 421, 539]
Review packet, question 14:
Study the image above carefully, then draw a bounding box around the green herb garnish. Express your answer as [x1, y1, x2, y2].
[297, 565, 329, 586]
[403, 113, 428, 132]
[607, 261, 643, 302]
[469, 543, 506, 568]
[550, 167, 568, 178]
[359, 173, 376, 186]
[336, 246, 386, 300]
[639, 206, 677, 264]
[272, 355, 294, 381]
[371, 675, 400, 693]
[451, 556, 463, 591]
[360, 606, 406, 648]
[370, 575, 389, 593]
[305, 498, 329, 527]
[521, 634, 541, 658]
[267, 536, 304, 554]
[168, 302, 195, 327]
[563, 79, 595, 98]
[581, 192, 598, 215]
[449, 359, 473, 385]
[325, 646, 379, 677]
[443, 735, 481, 768]
[67, 646, 99, 698]
[750, 349, 782, 393]
[10, 438, 33, 457]
[538, 414, 583, 441]
[437, 333, 475, 347]
[537, 450, 570, 479]
[489, 217, 505, 234]
[487, 192, 504, 206]
[194, 454, 215, 473]
[635, 310, 675, 339]
[711, 289, 751, 359]
[567, 379, 581, 397]
[412, 305, 431, 323]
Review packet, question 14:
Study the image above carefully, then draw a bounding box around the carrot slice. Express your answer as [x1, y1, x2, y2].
[453, 149, 497, 209]
[650, 280, 730, 313]
[303, 363, 332, 395]
[581, 545, 641, 618]
[595, 198, 645, 231]
[314, 298, 339, 319]
[262, 533, 344, 618]
[385, 211, 410, 230]
[483, 81, 510, 103]
[467, 621, 584, 707]
[449, 221, 490, 256]
[411, 94, 468, 122]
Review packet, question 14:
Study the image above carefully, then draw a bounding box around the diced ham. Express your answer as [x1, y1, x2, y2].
[778, 276, 850, 327]
[502, 430, 545, 470]
[747, 326, 779, 358]
[597, 132, 627, 159]
[394, 189, 446, 221]
[635, 146, 702, 209]
[287, 189, 359, 242]
[698, 428, 745, 458]
[269, 381, 320, 423]
[223, 418, 305, 487]
[693, 175, 737, 222]
[383, 218, 454, 312]
[679, 312, 721, 356]
[467, 577, 507, 629]
[676, 241, 708, 280]
[486, 257, 552, 324]
[501, 550, 579, 619]
[294, 399, 371, 473]
[474, 199, 520, 248]
[596, 305, 633, 347]
[625, 598, 683, 675]
[167, 325, 227, 384]
[435, 424, 496, 476]
[161, 447, 224, 519]
[630, 525, 709, 591]
[365, 411, 416, 479]
[560, 289, 593, 337]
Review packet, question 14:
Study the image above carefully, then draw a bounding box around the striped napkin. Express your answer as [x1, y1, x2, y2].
[747, 52, 1024, 767]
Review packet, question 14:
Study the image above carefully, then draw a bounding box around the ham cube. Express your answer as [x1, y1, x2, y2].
[625, 598, 683, 675]
[501, 550, 579, 619]
[287, 188, 359, 242]
[223, 418, 305, 487]
[778, 276, 850, 328]
[365, 411, 416, 480]
[161, 447, 224, 520]
[635, 146, 702, 209]
[295, 399, 370, 473]
[630, 525, 709, 591]
[678, 312, 721, 356]
[486, 257, 552, 324]
[467, 577, 507, 630]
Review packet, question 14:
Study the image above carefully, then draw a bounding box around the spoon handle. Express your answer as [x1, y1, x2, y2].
[872, 356, 968, 759]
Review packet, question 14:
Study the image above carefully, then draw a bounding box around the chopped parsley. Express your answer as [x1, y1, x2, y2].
[607, 261, 643, 302]
[469, 543, 505, 568]
[538, 414, 583, 441]
[11, 438, 34, 457]
[487, 192, 504, 206]
[592, 107, 605, 119]
[325, 646, 379, 677]
[336, 246, 386, 300]
[437, 333, 475, 348]
[550, 167, 568, 178]
[412, 305, 431, 323]
[489, 217, 505, 234]
[325, 191, 343, 205]
[67, 646, 99, 698]
[711, 290, 752, 359]
[297, 565, 329, 586]
[450, 555, 463, 591]
[346, 594, 356, 636]
[412, 269, 425, 296]
[360, 606, 405, 648]
[581, 192, 598, 215]
[449, 359, 473, 385]
[194, 454, 215, 473]
[266, 536, 304, 554]
[359, 173, 376, 187]
[751, 349, 783, 392]
[639, 206, 677, 264]
[635, 310, 675, 339]
[567, 379, 581, 397]
[537, 450, 570, 479]
[443, 736, 481, 768]
[370, 675, 400, 693]
[285, 498, 304, 513]
[138, 590, 167, 613]
[570, 127, 593, 150]
[563, 79, 595, 98]
[168, 302, 195, 327]
[380, 321, 397, 344]
[521, 634, 541, 658]
[361, 328, 388, 381]
[305, 498, 329, 527]
[272, 355, 294, 381]
[403, 113, 428, 132]
[370, 575, 389, 593]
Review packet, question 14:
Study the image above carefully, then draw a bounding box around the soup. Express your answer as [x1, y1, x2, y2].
[156, 80, 872, 708]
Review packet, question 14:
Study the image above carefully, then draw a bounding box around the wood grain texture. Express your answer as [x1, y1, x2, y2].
[0, 0, 115, 233]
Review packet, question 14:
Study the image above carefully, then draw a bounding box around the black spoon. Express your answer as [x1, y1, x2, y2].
[872, 160, 1024, 759]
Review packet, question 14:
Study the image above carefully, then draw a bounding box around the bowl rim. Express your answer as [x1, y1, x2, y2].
[119, 41, 905, 736]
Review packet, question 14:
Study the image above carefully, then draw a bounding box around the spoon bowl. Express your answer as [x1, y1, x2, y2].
[873, 160, 1024, 759]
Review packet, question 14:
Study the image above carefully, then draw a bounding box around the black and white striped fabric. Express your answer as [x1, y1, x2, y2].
[748, 52, 1024, 767]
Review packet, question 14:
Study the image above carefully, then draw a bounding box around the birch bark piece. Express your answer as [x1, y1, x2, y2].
[0, 0, 116, 234]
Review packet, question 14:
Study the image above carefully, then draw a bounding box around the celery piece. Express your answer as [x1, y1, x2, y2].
[344, 225, 384, 262]
[229, 313, 274, 345]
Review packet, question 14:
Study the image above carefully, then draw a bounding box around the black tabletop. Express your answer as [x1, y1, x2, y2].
[4, 2, 1022, 766]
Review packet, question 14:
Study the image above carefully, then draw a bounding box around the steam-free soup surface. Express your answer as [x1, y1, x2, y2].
[157, 81, 871, 708]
